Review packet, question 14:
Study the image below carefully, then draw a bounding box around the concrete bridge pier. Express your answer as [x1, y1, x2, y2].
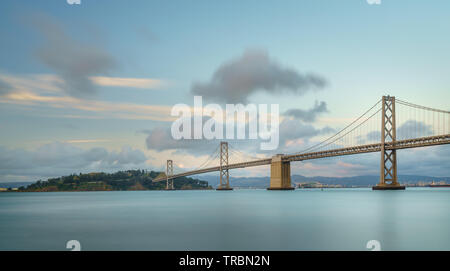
[267, 155, 295, 190]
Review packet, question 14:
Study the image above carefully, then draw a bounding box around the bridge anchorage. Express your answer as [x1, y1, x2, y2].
[217, 142, 233, 190]
[373, 96, 404, 190]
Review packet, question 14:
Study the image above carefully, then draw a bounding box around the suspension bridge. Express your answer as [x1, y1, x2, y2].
[154, 96, 450, 190]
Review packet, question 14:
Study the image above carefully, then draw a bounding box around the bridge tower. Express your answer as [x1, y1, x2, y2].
[166, 159, 174, 190]
[268, 154, 295, 190]
[217, 142, 233, 190]
[373, 95, 405, 190]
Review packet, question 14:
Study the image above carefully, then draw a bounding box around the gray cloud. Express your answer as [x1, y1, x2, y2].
[0, 142, 147, 182]
[30, 14, 116, 98]
[397, 120, 433, 140]
[284, 101, 328, 122]
[106, 145, 147, 165]
[0, 78, 12, 96]
[366, 130, 381, 142]
[144, 124, 258, 156]
[276, 119, 335, 154]
[279, 119, 334, 143]
[144, 117, 334, 157]
[147, 133, 220, 155]
[349, 120, 434, 146]
[191, 49, 327, 103]
[144, 119, 223, 156]
[355, 130, 381, 145]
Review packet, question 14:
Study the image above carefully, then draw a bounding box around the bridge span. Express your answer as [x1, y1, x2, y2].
[154, 96, 450, 190]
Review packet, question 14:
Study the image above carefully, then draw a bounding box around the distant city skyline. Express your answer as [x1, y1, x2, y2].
[1, 0, 449, 182]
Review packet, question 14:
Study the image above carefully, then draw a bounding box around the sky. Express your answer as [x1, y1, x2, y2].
[0, 0, 450, 183]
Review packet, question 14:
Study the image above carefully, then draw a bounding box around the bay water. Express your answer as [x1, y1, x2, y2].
[1, 188, 449, 250]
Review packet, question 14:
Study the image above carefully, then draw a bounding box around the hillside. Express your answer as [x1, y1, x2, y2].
[17, 170, 212, 192]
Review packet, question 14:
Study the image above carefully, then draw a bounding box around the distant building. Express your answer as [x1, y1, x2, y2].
[297, 182, 343, 189]
[0, 187, 19, 192]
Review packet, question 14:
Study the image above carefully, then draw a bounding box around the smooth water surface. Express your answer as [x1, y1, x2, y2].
[1, 188, 449, 250]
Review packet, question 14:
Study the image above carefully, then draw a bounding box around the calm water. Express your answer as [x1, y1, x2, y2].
[0, 188, 449, 251]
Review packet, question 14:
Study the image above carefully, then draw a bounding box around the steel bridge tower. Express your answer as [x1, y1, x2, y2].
[217, 141, 233, 190]
[166, 159, 174, 190]
[373, 95, 405, 190]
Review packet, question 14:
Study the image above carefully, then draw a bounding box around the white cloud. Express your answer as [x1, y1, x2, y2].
[90, 76, 166, 89]
[191, 49, 327, 103]
[0, 142, 149, 182]
[0, 73, 174, 121]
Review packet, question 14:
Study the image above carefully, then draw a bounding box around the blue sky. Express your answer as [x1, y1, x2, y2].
[1, 0, 449, 182]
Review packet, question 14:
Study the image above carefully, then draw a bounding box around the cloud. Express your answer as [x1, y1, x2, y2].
[105, 145, 148, 165]
[145, 128, 218, 155]
[143, 116, 223, 155]
[345, 120, 432, 146]
[0, 142, 148, 182]
[0, 73, 173, 121]
[366, 130, 381, 142]
[0, 78, 13, 95]
[30, 143, 147, 169]
[355, 120, 433, 144]
[29, 13, 116, 97]
[284, 101, 328, 122]
[64, 139, 111, 144]
[90, 76, 165, 89]
[397, 120, 433, 140]
[277, 119, 335, 153]
[191, 49, 327, 103]
[143, 116, 334, 158]
[396, 145, 450, 176]
[0, 73, 63, 95]
[280, 119, 334, 143]
[0, 73, 166, 94]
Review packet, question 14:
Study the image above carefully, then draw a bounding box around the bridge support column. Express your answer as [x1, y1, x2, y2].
[217, 142, 233, 190]
[268, 155, 295, 190]
[166, 159, 174, 190]
[373, 95, 405, 190]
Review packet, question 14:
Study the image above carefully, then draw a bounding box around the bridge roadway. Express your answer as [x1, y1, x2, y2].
[153, 134, 450, 182]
